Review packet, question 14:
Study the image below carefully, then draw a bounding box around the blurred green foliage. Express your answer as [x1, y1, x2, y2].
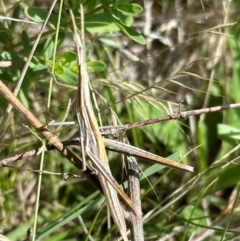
[1, 0, 240, 240]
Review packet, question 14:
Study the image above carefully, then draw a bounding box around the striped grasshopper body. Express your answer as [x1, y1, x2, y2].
[70, 7, 134, 241]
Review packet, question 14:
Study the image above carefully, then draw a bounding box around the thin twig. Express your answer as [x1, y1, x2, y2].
[100, 103, 240, 135]
[32, 102, 240, 136]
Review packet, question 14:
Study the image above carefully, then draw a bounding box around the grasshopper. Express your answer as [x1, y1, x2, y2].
[70, 6, 133, 240]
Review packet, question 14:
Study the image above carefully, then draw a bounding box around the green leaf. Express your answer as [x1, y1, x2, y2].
[54, 63, 64, 75]
[55, 66, 78, 85]
[85, 0, 98, 11]
[98, 0, 145, 44]
[19, 89, 29, 109]
[0, 22, 11, 44]
[217, 124, 240, 144]
[10, 3, 21, 30]
[197, 122, 208, 171]
[181, 205, 207, 226]
[85, 13, 133, 33]
[24, 7, 58, 29]
[226, 28, 240, 130]
[21, 30, 31, 53]
[117, 3, 143, 16]
[6, 219, 33, 241]
[87, 61, 106, 73]
[43, 38, 54, 60]
[57, 51, 77, 65]
[30, 57, 47, 71]
[1, 51, 18, 60]
[214, 164, 240, 191]
[115, 22, 146, 45]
